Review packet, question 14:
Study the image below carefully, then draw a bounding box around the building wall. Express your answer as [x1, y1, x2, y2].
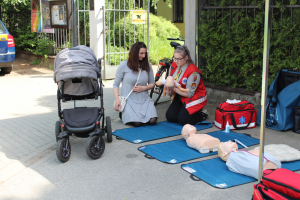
[156, 0, 185, 37]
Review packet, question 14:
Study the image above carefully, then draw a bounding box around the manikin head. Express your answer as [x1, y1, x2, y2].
[218, 140, 238, 161]
[165, 76, 175, 89]
[181, 124, 197, 140]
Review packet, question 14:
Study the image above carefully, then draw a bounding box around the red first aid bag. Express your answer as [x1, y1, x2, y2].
[253, 169, 300, 200]
[253, 183, 296, 200]
[215, 100, 257, 130]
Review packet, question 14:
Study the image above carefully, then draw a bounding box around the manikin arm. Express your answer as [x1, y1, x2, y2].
[155, 80, 163, 86]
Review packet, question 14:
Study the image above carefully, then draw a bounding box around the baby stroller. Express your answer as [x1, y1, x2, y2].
[53, 45, 112, 163]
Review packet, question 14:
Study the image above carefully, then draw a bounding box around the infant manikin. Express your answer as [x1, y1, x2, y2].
[218, 141, 282, 179]
[155, 76, 190, 101]
[181, 124, 220, 153]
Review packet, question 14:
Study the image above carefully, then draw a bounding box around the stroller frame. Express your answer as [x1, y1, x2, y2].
[54, 46, 112, 163]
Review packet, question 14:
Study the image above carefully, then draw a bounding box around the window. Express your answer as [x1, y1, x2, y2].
[173, 0, 184, 23]
[0, 22, 6, 34]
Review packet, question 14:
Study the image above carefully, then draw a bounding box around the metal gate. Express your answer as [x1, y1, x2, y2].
[103, 0, 150, 79]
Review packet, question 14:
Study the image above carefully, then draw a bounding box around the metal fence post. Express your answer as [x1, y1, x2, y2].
[198, 0, 207, 69]
[72, 0, 77, 47]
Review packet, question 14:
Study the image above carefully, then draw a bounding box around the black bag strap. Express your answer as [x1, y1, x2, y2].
[228, 111, 254, 130]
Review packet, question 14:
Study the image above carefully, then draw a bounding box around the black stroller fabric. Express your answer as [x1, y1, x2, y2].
[63, 107, 99, 127]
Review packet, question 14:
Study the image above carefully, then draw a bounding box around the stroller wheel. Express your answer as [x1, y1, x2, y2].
[55, 121, 61, 142]
[86, 135, 105, 159]
[106, 116, 113, 143]
[56, 138, 71, 163]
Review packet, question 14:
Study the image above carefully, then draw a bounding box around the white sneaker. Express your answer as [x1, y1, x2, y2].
[200, 109, 209, 120]
[202, 109, 209, 115]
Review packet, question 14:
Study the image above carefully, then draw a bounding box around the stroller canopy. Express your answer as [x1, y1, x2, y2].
[54, 45, 101, 83]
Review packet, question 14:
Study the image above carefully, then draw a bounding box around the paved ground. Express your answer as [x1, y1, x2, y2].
[0, 58, 300, 199]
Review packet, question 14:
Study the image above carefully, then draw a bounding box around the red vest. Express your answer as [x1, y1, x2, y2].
[170, 62, 207, 114]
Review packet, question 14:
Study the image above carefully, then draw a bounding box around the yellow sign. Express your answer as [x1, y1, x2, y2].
[0, 35, 8, 41]
[132, 11, 145, 24]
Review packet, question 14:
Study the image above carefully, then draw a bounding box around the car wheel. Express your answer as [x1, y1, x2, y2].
[2, 64, 12, 74]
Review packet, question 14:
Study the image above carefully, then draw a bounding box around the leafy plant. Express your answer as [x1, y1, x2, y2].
[31, 59, 41, 65]
[25, 34, 55, 56]
[109, 12, 180, 65]
[199, 0, 300, 92]
[14, 25, 36, 51]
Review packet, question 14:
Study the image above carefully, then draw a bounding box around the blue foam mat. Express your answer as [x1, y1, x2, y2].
[112, 121, 212, 144]
[181, 158, 300, 189]
[138, 130, 260, 164]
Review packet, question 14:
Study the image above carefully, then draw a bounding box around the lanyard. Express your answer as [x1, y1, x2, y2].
[174, 68, 182, 82]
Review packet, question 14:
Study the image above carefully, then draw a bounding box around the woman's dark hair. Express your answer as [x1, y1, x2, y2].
[174, 45, 194, 65]
[127, 42, 150, 73]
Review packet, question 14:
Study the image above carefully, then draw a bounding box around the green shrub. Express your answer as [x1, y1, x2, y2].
[113, 13, 180, 48]
[106, 45, 127, 66]
[14, 25, 37, 52]
[199, 0, 300, 92]
[148, 37, 183, 64]
[25, 34, 55, 56]
[30, 59, 41, 65]
[109, 13, 181, 64]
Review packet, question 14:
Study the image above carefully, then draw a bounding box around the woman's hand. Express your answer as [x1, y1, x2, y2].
[133, 85, 145, 93]
[114, 99, 121, 111]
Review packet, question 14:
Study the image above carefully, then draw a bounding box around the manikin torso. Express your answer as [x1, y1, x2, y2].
[182, 124, 220, 152]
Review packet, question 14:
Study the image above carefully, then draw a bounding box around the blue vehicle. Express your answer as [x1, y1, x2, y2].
[0, 20, 15, 74]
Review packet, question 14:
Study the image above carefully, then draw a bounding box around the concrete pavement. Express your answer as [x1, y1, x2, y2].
[0, 66, 300, 199]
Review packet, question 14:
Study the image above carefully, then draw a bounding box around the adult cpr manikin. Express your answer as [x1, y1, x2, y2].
[218, 141, 281, 179]
[181, 124, 220, 153]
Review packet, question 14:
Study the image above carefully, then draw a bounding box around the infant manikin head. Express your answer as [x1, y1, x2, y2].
[181, 124, 197, 140]
[165, 76, 175, 89]
[218, 140, 238, 161]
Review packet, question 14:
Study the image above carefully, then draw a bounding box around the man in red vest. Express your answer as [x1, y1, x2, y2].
[165, 45, 208, 125]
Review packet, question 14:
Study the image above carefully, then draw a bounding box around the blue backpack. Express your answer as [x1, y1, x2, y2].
[257, 69, 300, 131]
